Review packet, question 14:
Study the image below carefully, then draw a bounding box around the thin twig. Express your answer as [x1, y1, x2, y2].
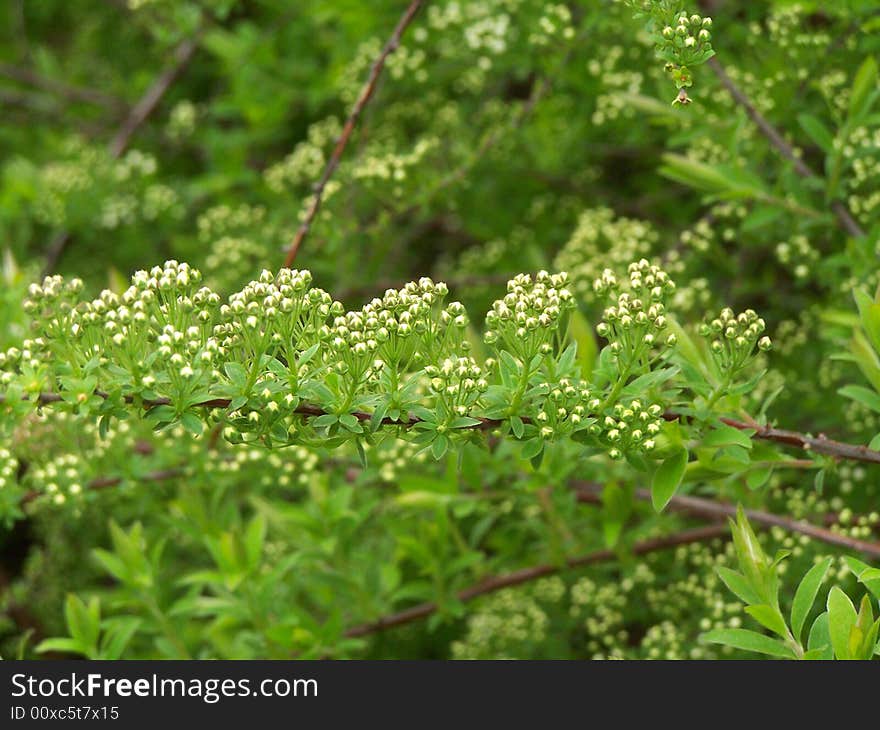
[41, 34, 202, 276]
[707, 57, 865, 238]
[344, 524, 730, 637]
[281, 0, 426, 268]
[573, 482, 880, 559]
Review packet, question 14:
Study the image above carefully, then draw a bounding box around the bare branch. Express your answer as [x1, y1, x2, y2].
[344, 524, 730, 638]
[707, 57, 865, 238]
[573, 482, 880, 559]
[41, 34, 202, 276]
[281, 0, 427, 268]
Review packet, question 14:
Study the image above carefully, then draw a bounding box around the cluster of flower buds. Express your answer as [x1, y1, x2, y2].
[587, 398, 664, 459]
[484, 271, 574, 360]
[425, 356, 489, 419]
[622, 1, 714, 102]
[355, 277, 466, 369]
[0, 447, 19, 499]
[217, 268, 338, 364]
[595, 260, 676, 359]
[79, 262, 221, 391]
[699, 307, 771, 374]
[23, 275, 84, 343]
[26, 453, 84, 507]
[554, 208, 659, 305]
[532, 378, 593, 441]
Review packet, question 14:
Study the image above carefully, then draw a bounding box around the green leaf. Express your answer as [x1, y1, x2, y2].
[849, 56, 878, 121]
[567, 309, 597, 377]
[807, 612, 833, 659]
[701, 628, 795, 658]
[510, 415, 525, 439]
[64, 594, 99, 656]
[223, 362, 248, 387]
[243, 514, 266, 571]
[703, 423, 754, 449]
[100, 618, 141, 660]
[827, 586, 858, 659]
[431, 434, 449, 460]
[744, 604, 789, 639]
[35, 637, 87, 656]
[838, 385, 880, 414]
[716, 566, 761, 605]
[797, 113, 834, 154]
[791, 557, 832, 641]
[844, 556, 880, 599]
[180, 411, 204, 436]
[520, 438, 544, 460]
[651, 447, 688, 511]
[745, 466, 772, 490]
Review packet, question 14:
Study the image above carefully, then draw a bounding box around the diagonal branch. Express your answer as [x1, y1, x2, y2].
[573, 481, 880, 559]
[344, 524, 730, 638]
[281, 0, 427, 268]
[41, 34, 202, 276]
[707, 57, 865, 238]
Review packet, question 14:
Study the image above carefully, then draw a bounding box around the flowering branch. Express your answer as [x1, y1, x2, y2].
[10, 390, 880, 466]
[281, 0, 426, 268]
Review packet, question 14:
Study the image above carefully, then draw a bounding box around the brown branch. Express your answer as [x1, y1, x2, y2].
[281, 0, 426, 268]
[707, 57, 865, 238]
[41, 34, 201, 276]
[718, 415, 880, 466]
[107, 36, 200, 158]
[344, 524, 729, 638]
[573, 482, 880, 559]
[9, 391, 880, 465]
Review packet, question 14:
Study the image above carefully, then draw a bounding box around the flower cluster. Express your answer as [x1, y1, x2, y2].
[554, 208, 659, 305]
[588, 398, 664, 459]
[426, 356, 489, 419]
[699, 307, 771, 374]
[264, 117, 342, 194]
[218, 268, 336, 364]
[623, 1, 714, 101]
[594, 260, 677, 361]
[531, 378, 594, 443]
[484, 272, 574, 361]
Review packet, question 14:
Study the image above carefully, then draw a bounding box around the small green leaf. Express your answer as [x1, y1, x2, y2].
[827, 586, 858, 659]
[520, 438, 544, 460]
[510, 415, 525, 439]
[701, 628, 795, 658]
[716, 566, 761, 605]
[744, 604, 789, 638]
[651, 447, 688, 511]
[180, 412, 204, 436]
[791, 557, 832, 641]
[807, 612, 833, 659]
[223, 362, 248, 387]
[849, 56, 878, 121]
[838, 384, 880, 414]
[797, 113, 834, 154]
[431, 435, 449, 460]
[703, 423, 754, 449]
